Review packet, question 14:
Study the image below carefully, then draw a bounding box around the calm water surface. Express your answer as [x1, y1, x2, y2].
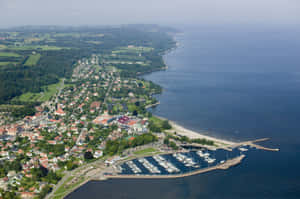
[67, 25, 300, 199]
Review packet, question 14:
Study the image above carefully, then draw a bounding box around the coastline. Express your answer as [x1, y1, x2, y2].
[167, 120, 236, 146]
[151, 35, 236, 147]
[153, 114, 236, 146]
[58, 32, 281, 199]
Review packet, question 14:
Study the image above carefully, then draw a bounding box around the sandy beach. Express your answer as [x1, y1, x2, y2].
[168, 120, 236, 146]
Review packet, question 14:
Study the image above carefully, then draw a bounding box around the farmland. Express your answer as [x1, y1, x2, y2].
[24, 53, 41, 66]
[0, 52, 21, 57]
[7, 45, 65, 51]
[0, 62, 17, 66]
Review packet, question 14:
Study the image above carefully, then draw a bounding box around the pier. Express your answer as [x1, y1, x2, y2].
[180, 137, 279, 152]
[232, 138, 280, 152]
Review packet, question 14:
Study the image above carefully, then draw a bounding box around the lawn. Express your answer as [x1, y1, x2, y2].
[13, 80, 62, 102]
[0, 62, 17, 66]
[0, 44, 6, 49]
[39, 81, 61, 101]
[133, 148, 158, 155]
[112, 46, 153, 54]
[0, 52, 21, 57]
[149, 116, 164, 127]
[24, 53, 41, 66]
[7, 45, 67, 51]
[51, 176, 73, 198]
[86, 41, 102, 45]
[0, 104, 24, 109]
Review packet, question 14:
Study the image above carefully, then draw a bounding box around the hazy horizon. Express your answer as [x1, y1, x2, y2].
[1, 0, 300, 28]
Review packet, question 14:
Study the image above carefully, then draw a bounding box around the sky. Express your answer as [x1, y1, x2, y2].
[0, 0, 300, 27]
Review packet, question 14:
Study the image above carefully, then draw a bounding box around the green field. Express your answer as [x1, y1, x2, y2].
[86, 41, 102, 45]
[24, 54, 41, 66]
[0, 52, 21, 57]
[7, 45, 67, 51]
[0, 44, 6, 49]
[112, 46, 153, 54]
[0, 62, 17, 66]
[133, 147, 158, 155]
[0, 104, 24, 109]
[149, 116, 164, 126]
[13, 80, 62, 102]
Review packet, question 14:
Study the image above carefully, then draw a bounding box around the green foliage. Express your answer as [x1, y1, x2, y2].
[0, 190, 20, 199]
[44, 171, 61, 184]
[36, 184, 52, 199]
[0, 52, 21, 57]
[0, 25, 176, 105]
[148, 117, 171, 132]
[166, 134, 214, 146]
[163, 138, 169, 145]
[191, 138, 214, 146]
[24, 53, 41, 66]
[162, 120, 172, 130]
[169, 141, 178, 150]
[0, 157, 23, 178]
[10, 103, 36, 118]
[133, 147, 157, 155]
[58, 160, 78, 171]
[104, 133, 157, 155]
[31, 166, 48, 181]
[163, 137, 178, 150]
[84, 151, 94, 161]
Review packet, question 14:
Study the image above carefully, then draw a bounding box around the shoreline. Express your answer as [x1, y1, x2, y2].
[57, 34, 280, 199]
[149, 35, 236, 147]
[152, 112, 236, 147]
[167, 119, 236, 146]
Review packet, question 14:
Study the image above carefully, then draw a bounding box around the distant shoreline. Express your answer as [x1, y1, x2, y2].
[150, 34, 236, 147]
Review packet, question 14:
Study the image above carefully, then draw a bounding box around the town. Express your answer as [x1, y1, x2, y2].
[0, 43, 220, 198]
[0, 26, 278, 199]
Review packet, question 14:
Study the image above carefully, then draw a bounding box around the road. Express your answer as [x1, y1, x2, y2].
[99, 76, 115, 114]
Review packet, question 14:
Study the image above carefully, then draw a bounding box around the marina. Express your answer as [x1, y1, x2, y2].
[108, 155, 246, 179]
[117, 147, 248, 176]
[138, 158, 161, 174]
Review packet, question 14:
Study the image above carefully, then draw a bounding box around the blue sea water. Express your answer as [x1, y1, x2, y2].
[66, 25, 300, 199]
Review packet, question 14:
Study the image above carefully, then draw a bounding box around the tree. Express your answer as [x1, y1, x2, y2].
[84, 151, 94, 161]
[85, 135, 90, 142]
[162, 120, 172, 130]
[66, 161, 78, 171]
[31, 166, 48, 181]
[37, 185, 52, 199]
[45, 171, 61, 184]
[44, 106, 50, 112]
[132, 110, 138, 116]
[163, 138, 169, 145]
[87, 122, 93, 130]
[169, 141, 178, 150]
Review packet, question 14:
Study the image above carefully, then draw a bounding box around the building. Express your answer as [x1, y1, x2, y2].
[55, 108, 66, 116]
